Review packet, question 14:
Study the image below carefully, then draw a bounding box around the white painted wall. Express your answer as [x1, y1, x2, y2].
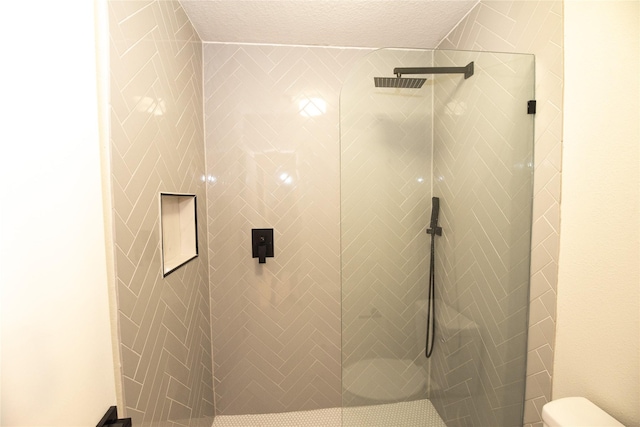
[0, 0, 117, 425]
[556, 1, 640, 426]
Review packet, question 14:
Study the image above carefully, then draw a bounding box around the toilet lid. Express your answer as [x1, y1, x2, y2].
[343, 358, 425, 401]
[542, 397, 624, 427]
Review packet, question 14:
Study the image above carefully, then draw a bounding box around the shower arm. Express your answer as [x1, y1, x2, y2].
[394, 62, 474, 79]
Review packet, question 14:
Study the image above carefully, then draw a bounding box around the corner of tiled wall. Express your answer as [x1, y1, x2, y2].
[107, 1, 214, 425]
[438, 2, 564, 426]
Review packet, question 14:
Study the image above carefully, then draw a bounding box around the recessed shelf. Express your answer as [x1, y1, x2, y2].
[160, 193, 198, 276]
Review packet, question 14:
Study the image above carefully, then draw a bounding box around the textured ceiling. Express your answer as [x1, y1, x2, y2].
[179, 1, 479, 48]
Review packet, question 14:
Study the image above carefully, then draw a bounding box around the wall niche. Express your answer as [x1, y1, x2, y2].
[160, 193, 198, 276]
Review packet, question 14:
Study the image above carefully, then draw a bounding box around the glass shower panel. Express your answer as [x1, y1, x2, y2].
[430, 49, 535, 427]
[340, 48, 534, 427]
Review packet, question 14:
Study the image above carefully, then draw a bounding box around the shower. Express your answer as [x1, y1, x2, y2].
[341, 48, 534, 426]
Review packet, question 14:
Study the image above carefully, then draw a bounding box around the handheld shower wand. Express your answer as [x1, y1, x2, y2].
[427, 197, 442, 237]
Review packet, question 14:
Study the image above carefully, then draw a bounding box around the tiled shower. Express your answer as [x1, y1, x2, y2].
[105, 1, 563, 426]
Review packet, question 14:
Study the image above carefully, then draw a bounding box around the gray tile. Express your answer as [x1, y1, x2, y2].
[167, 376, 191, 406]
[168, 400, 192, 425]
[121, 345, 141, 379]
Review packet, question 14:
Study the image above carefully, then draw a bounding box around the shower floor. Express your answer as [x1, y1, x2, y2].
[211, 399, 446, 427]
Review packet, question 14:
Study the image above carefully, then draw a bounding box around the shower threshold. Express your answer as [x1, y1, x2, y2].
[211, 399, 446, 427]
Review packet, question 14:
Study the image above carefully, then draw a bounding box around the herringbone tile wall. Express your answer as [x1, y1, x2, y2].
[108, 1, 214, 426]
[438, 3, 564, 426]
[430, 49, 535, 426]
[340, 49, 433, 406]
[203, 43, 368, 415]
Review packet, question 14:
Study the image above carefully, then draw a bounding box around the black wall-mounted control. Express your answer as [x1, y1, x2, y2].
[252, 229, 274, 264]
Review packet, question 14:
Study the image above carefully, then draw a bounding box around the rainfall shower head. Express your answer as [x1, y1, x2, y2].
[374, 62, 475, 89]
[374, 76, 427, 89]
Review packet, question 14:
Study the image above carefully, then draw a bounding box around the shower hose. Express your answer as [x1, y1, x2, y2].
[425, 230, 436, 358]
[425, 196, 440, 358]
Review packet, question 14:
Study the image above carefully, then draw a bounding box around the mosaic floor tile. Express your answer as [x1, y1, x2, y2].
[211, 399, 446, 427]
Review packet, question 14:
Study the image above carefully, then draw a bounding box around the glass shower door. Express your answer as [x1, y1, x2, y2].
[430, 49, 535, 427]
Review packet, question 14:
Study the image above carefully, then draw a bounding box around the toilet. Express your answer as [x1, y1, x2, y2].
[542, 397, 624, 427]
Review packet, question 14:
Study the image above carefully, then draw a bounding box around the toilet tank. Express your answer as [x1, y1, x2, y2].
[542, 397, 624, 427]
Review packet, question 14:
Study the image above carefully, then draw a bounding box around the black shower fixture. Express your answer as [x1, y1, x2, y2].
[374, 62, 474, 88]
[252, 228, 274, 264]
[425, 196, 442, 358]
